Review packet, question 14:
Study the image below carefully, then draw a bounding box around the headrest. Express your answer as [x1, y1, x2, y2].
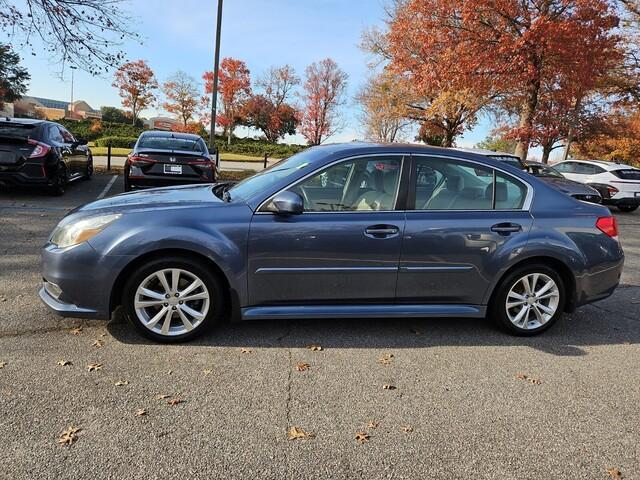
[383, 171, 398, 194]
[446, 175, 463, 192]
[484, 182, 508, 202]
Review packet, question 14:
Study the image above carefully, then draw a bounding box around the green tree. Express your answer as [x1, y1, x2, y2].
[0, 43, 29, 110]
[475, 136, 517, 154]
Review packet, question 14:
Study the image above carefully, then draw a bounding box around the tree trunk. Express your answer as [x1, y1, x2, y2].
[562, 96, 582, 161]
[441, 129, 455, 148]
[227, 128, 231, 145]
[541, 142, 553, 164]
[514, 83, 540, 162]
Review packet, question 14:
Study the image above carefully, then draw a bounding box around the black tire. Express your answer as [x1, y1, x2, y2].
[48, 162, 68, 196]
[124, 173, 132, 192]
[489, 263, 566, 336]
[83, 155, 93, 180]
[121, 256, 225, 343]
[617, 205, 638, 213]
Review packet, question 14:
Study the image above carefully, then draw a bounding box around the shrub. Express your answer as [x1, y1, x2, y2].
[60, 119, 144, 141]
[95, 136, 138, 148]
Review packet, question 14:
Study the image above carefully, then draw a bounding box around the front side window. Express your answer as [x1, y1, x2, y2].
[412, 156, 527, 210]
[287, 156, 403, 212]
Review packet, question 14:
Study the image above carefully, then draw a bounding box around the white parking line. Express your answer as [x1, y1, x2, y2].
[97, 175, 118, 200]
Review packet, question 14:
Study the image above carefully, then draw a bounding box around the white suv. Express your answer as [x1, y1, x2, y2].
[553, 159, 640, 212]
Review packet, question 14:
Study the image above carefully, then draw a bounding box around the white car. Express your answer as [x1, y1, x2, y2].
[553, 159, 640, 212]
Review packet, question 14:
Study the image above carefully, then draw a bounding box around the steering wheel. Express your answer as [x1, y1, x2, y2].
[298, 186, 317, 211]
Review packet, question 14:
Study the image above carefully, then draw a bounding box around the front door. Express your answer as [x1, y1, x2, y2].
[396, 155, 533, 305]
[247, 155, 406, 306]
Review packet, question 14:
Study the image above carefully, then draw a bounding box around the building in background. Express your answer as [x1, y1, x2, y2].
[144, 116, 180, 131]
[10, 96, 102, 120]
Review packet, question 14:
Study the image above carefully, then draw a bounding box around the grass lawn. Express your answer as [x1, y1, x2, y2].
[89, 147, 275, 163]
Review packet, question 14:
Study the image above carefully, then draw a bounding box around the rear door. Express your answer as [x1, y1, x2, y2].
[397, 155, 533, 306]
[58, 126, 86, 177]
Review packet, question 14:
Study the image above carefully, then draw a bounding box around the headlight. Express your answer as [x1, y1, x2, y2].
[50, 214, 121, 248]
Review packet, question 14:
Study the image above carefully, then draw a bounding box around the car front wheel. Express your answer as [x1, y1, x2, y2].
[617, 205, 638, 213]
[491, 264, 565, 336]
[122, 256, 224, 342]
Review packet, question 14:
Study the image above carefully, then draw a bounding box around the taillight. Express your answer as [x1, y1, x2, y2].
[596, 216, 619, 239]
[128, 155, 154, 167]
[606, 185, 619, 196]
[27, 139, 51, 158]
[188, 158, 212, 166]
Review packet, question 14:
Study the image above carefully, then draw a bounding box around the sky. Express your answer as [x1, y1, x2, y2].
[5, 0, 494, 150]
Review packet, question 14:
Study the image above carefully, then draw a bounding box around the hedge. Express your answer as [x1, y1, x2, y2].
[60, 119, 144, 142]
[213, 136, 306, 158]
[95, 136, 137, 148]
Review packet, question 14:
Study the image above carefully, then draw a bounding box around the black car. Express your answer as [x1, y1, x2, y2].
[524, 161, 602, 203]
[124, 131, 218, 191]
[0, 117, 92, 195]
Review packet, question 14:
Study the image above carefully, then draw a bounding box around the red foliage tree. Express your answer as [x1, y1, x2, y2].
[204, 57, 252, 145]
[300, 58, 348, 145]
[162, 71, 201, 127]
[112, 60, 158, 125]
[242, 95, 299, 142]
[386, 0, 620, 160]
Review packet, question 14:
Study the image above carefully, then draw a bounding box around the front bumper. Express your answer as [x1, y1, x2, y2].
[40, 241, 133, 320]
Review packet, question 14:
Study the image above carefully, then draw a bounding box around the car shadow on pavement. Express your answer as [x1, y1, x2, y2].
[106, 287, 640, 357]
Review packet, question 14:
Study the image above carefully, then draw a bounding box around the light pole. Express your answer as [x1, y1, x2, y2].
[69, 66, 78, 117]
[209, 0, 224, 155]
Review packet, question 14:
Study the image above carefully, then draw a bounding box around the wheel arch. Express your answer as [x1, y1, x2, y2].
[486, 256, 577, 313]
[109, 248, 240, 321]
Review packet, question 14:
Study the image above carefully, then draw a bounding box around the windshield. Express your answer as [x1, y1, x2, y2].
[0, 123, 37, 140]
[138, 136, 206, 152]
[489, 155, 524, 169]
[228, 147, 319, 202]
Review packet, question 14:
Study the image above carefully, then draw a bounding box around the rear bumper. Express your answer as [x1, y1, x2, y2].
[127, 176, 215, 189]
[0, 164, 48, 187]
[574, 253, 624, 308]
[602, 197, 640, 207]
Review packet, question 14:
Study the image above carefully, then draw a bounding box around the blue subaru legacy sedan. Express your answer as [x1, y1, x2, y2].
[40, 143, 624, 342]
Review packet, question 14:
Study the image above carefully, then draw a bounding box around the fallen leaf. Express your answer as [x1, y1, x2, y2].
[355, 431, 370, 444]
[57, 426, 81, 446]
[167, 370, 173, 375]
[154, 394, 170, 400]
[135, 409, 147, 416]
[287, 426, 315, 440]
[203, 369, 213, 375]
[382, 384, 397, 390]
[607, 467, 623, 479]
[307, 344, 323, 351]
[114, 380, 129, 386]
[86, 363, 102, 372]
[378, 353, 395, 365]
[100, 333, 107, 337]
[516, 373, 541, 385]
[402, 425, 413, 433]
[57, 360, 72, 367]
[240, 348, 251, 354]
[92, 340, 103, 348]
[295, 362, 310, 371]
[0, 362, 6, 369]
[409, 328, 422, 335]
[69, 327, 83, 335]
[367, 421, 379, 429]
[167, 398, 185, 406]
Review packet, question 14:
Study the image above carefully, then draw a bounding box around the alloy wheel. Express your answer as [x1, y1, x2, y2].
[505, 273, 560, 330]
[134, 268, 210, 336]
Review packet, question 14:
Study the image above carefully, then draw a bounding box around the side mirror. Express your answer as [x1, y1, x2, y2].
[265, 191, 303, 215]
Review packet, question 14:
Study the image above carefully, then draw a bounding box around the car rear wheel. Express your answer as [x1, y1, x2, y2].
[490, 264, 565, 336]
[617, 205, 638, 213]
[83, 155, 93, 180]
[122, 256, 224, 342]
[48, 163, 68, 196]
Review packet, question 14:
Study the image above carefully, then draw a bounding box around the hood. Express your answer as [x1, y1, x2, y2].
[73, 184, 224, 215]
[536, 176, 600, 196]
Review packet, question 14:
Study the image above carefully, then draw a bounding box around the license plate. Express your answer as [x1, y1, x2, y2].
[164, 164, 182, 175]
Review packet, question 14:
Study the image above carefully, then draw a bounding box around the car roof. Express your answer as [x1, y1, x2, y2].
[0, 117, 47, 126]
[139, 130, 202, 140]
[554, 158, 636, 171]
[452, 147, 520, 158]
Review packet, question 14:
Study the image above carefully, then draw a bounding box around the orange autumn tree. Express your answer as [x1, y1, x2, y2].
[300, 58, 348, 145]
[112, 60, 158, 125]
[162, 71, 201, 127]
[204, 57, 252, 145]
[386, 0, 620, 160]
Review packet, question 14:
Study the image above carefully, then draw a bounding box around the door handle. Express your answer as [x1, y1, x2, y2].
[364, 225, 400, 238]
[491, 223, 522, 235]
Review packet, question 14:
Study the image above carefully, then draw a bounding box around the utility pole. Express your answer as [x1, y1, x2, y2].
[209, 0, 224, 155]
[70, 66, 78, 105]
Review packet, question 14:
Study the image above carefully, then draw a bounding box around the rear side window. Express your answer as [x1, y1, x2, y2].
[554, 162, 575, 173]
[611, 169, 640, 180]
[138, 136, 205, 152]
[49, 125, 64, 143]
[574, 163, 604, 175]
[412, 156, 527, 211]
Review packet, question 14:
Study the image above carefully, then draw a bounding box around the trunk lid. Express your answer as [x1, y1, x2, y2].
[131, 148, 212, 178]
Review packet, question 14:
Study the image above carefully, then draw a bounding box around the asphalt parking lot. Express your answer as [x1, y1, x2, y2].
[1, 175, 639, 479]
